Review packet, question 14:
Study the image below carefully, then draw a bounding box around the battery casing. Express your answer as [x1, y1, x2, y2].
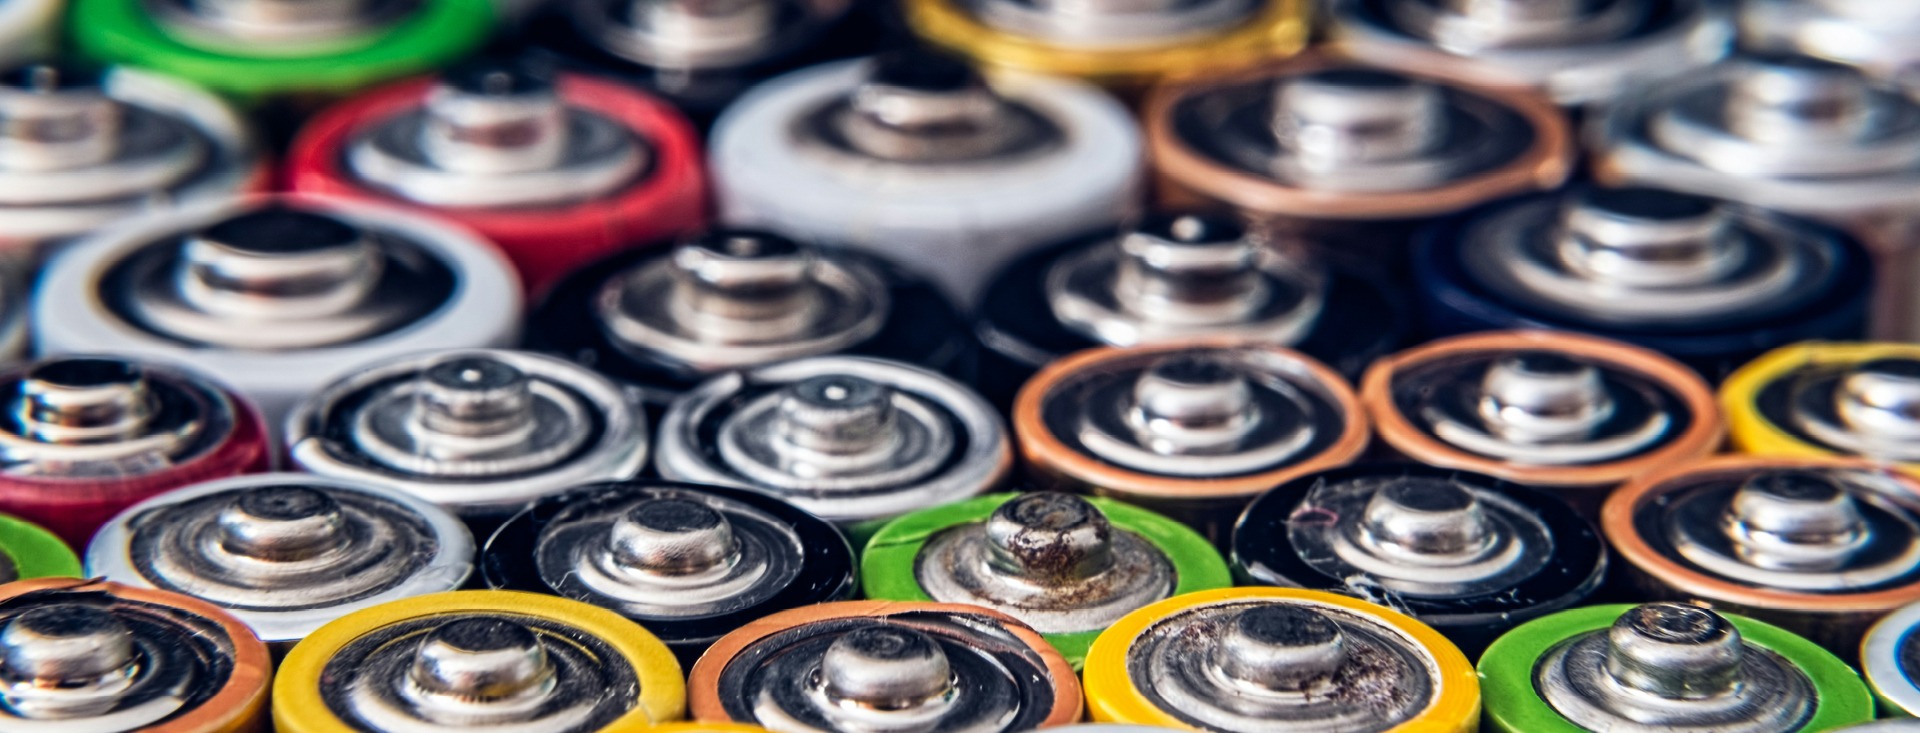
[0, 513, 81, 580]
[1722, 342, 1920, 477]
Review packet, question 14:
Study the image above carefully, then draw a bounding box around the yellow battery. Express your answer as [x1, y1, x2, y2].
[274, 590, 685, 733]
[1722, 341, 1920, 476]
[905, 0, 1309, 92]
[1082, 587, 1479, 733]
[622, 724, 773, 733]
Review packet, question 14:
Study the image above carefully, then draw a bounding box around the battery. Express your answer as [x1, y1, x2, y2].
[1601, 456, 1920, 655]
[972, 210, 1405, 405]
[285, 57, 708, 296]
[1593, 53, 1920, 341]
[528, 229, 974, 408]
[0, 512, 81, 580]
[0, 0, 57, 68]
[1480, 602, 1873, 733]
[286, 348, 647, 532]
[1721, 342, 1920, 475]
[1740, 1, 1920, 90]
[275, 590, 684, 733]
[0, 63, 261, 262]
[687, 600, 1082, 732]
[86, 472, 474, 649]
[0, 356, 271, 549]
[1328, 0, 1732, 106]
[709, 50, 1141, 305]
[904, 0, 1308, 93]
[1863, 600, 1920, 716]
[34, 195, 522, 432]
[1014, 341, 1369, 543]
[1081, 586, 1479, 732]
[480, 480, 856, 667]
[1361, 330, 1723, 516]
[68, 0, 494, 106]
[1413, 186, 1872, 377]
[1144, 53, 1572, 285]
[861, 491, 1232, 668]
[655, 355, 1007, 542]
[0, 577, 272, 733]
[1233, 464, 1607, 658]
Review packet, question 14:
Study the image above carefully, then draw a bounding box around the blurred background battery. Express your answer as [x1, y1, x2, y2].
[274, 590, 685, 733]
[0, 513, 79, 581]
[0, 0, 58, 68]
[1863, 600, 1920, 716]
[1327, 0, 1731, 107]
[286, 57, 707, 296]
[0, 356, 269, 549]
[34, 196, 522, 431]
[529, 229, 973, 407]
[1601, 457, 1920, 655]
[1233, 464, 1607, 657]
[972, 210, 1404, 406]
[1144, 54, 1571, 286]
[482, 481, 855, 667]
[0, 63, 261, 267]
[861, 491, 1232, 667]
[655, 356, 1006, 542]
[1479, 602, 1873, 733]
[1739, 1, 1920, 91]
[1361, 331, 1723, 516]
[1413, 187, 1872, 377]
[709, 50, 1140, 305]
[904, 0, 1308, 94]
[0, 577, 272, 733]
[86, 473, 474, 650]
[1593, 54, 1920, 341]
[1722, 342, 1920, 475]
[1014, 342, 1369, 544]
[1081, 587, 1479, 733]
[687, 600, 1082, 733]
[286, 349, 647, 536]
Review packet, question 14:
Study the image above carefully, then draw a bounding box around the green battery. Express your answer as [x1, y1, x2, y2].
[1480, 603, 1872, 733]
[862, 491, 1231, 667]
[68, 0, 494, 104]
[0, 512, 81, 580]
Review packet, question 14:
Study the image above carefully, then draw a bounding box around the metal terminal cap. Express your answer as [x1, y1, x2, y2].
[914, 493, 1177, 633]
[1791, 358, 1920, 462]
[348, 59, 649, 208]
[1740, 0, 1920, 90]
[1407, 350, 1676, 465]
[148, 0, 415, 49]
[0, 63, 211, 208]
[0, 596, 230, 730]
[658, 356, 1008, 525]
[1047, 212, 1329, 347]
[1124, 600, 1437, 732]
[1375, 0, 1647, 52]
[571, 0, 783, 67]
[326, 612, 638, 732]
[0, 356, 229, 477]
[595, 230, 890, 373]
[1288, 474, 1551, 598]
[1535, 603, 1815, 733]
[533, 490, 804, 619]
[836, 50, 1034, 163]
[964, 0, 1259, 47]
[1654, 469, 1920, 592]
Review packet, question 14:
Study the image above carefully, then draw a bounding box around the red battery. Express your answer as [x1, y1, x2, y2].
[285, 64, 708, 296]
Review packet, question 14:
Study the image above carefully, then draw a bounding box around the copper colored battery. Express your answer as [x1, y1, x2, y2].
[1013, 341, 1368, 544]
[687, 600, 1081, 732]
[1362, 330, 1723, 517]
[0, 577, 271, 733]
[1601, 456, 1920, 657]
[1143, 52, 1573, 281]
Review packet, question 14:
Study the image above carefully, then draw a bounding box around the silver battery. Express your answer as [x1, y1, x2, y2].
[1594, 54, 1920, 340]
[1328, 0, 1731, 106]
[34, 196, 522, 433]
[86, 472, 474, 645]
[0, 355, 245, 479]
[656, 356, 1007, 526]
[913, 492, 1177, 634]
[0, 64, 257, 255]
[315, 613, 642, 732]
[287, 348, 647, 521]
[1740, 1, 1920, 90]
[1120, 597, 1445, 733]
[1534, 603, 1814, 733]
[566, 0, 851, 71]
[1761, 357, 1920, 464]
[346, 61, 651, 208]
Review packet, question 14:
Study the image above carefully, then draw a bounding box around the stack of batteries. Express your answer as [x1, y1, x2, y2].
[7, 0, 1920, 731]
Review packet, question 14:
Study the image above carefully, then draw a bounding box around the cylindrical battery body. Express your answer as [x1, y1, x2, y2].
[34, 195, 522, 433]
[709, 53, 1142, 306]
[1721, 342, 1920, 477]
[0, 513, 81, 580]
[286, 65, 708, 296]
